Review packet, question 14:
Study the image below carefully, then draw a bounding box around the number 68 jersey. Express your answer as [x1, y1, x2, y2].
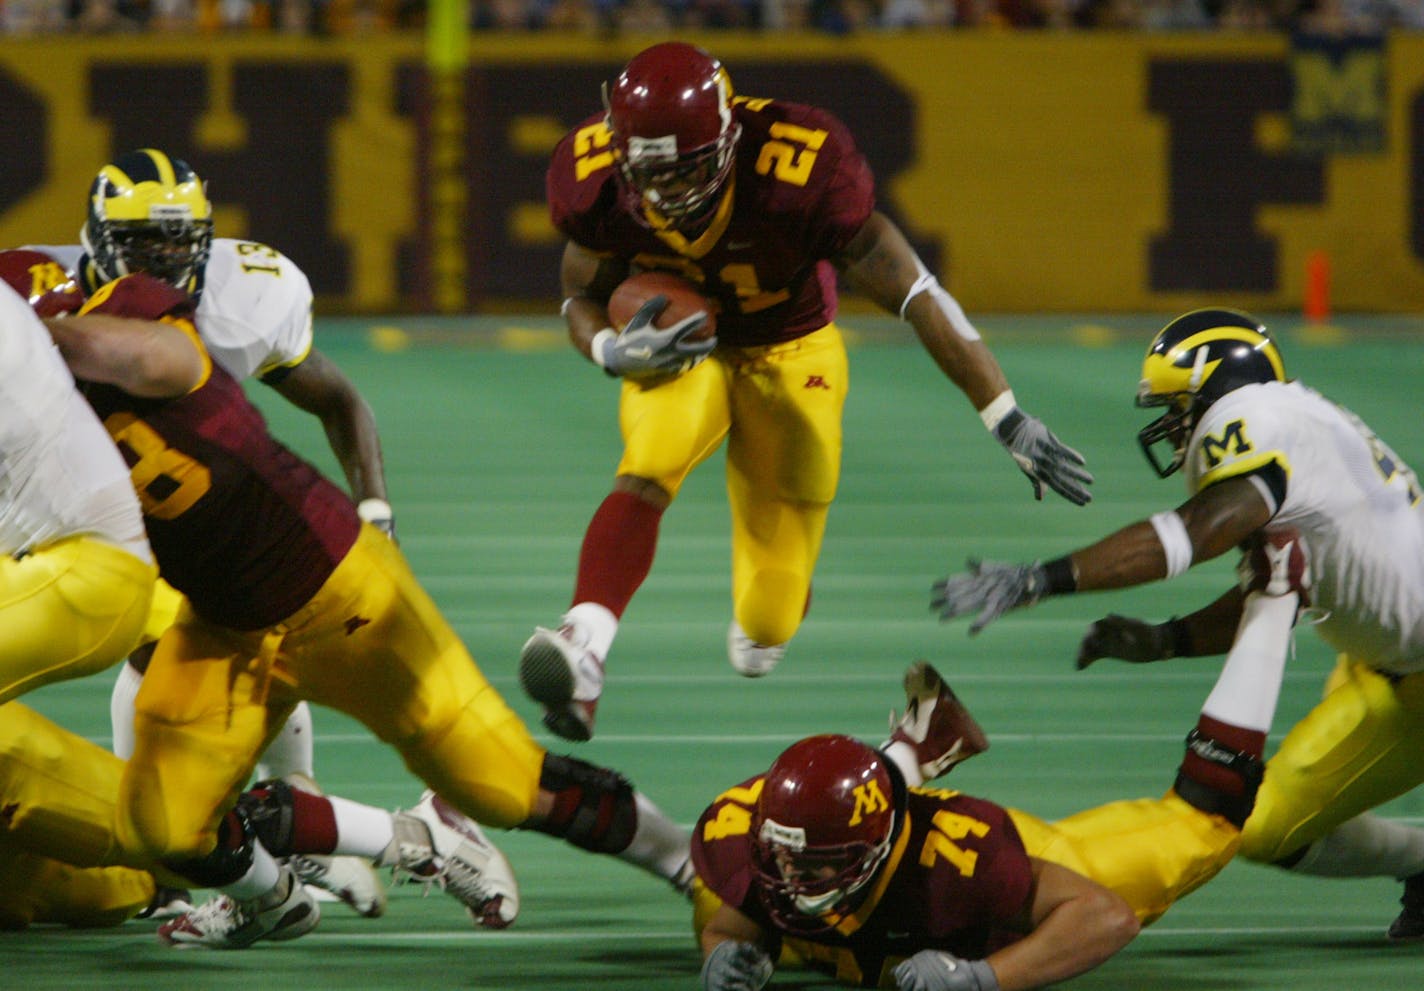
[691, 776, 1032, 988]
[1186, 380, 1424, 676]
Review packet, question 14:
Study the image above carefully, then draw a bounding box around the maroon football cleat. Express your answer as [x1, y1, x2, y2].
[886, 661, 990, 783]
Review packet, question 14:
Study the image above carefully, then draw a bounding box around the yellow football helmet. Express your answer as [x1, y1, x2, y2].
[1137, 308, 1286, 477]
[81, 148, 213, 293]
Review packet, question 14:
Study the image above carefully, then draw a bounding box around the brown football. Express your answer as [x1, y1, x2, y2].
[607, 271, 716, 341]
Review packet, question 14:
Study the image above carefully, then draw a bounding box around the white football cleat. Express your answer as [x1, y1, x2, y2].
[727, 620, 785, 678]
[518, 622, 604, 741]
[158, 867, 319, 949]
[288, 853, 387, 918]
[389, 790, 519, 929]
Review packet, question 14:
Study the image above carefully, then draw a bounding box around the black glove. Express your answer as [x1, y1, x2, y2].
[700, 940, 773, 991]
[1076, 614, 1184, 670]
[595, 295, 716, 379]
[893, 950, 999, 991]
[993, 407, 1093, 506]
[931, 559, 1050, 634]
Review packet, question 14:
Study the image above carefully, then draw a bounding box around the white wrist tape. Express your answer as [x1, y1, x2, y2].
[898, 258, 981, 342]
[560, 296, 577, 318]
[978, 390, 1017, 432]
[1149, 510, 1194, 578]
[357, 498, 392, 524]
[589, 327, 618, 368]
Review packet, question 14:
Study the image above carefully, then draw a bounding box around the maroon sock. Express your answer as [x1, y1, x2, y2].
[1178, 714, 1267, 796]
[287, 790, 340, 854]
[572, 491, 663, 617]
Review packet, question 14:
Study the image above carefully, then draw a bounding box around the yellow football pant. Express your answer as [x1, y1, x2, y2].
[0, 702, 155, 927]
[1241, 656, 1424, 863]
[0, 535, 156, 704]
[1007, 790, 1241, 925]
[118, 524, 546, 864]
[617, 325, 848, 646]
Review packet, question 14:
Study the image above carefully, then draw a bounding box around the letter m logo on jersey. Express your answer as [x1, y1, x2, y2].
[848, 781, 890, 826]
[1201, 419, 1253, 470]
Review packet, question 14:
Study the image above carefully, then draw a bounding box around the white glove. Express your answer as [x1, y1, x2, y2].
[700, 940, 773, 991]
[893, 950, 999, 991]
[594, 294, 715, 380]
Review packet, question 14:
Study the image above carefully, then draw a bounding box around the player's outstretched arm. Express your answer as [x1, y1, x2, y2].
[834, 212, 1091, 506]
[1076, 586, 1246, 669]
[270, 349, 391, 534]
[933, 477, 1272, 636]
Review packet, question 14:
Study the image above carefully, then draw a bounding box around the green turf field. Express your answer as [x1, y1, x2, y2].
[8, 313, 1424, 989]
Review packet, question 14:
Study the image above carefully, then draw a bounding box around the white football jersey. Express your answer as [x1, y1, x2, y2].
[30, 238, 314, 382]
[0, 283, 149, 559]
[1187, 380, 1424, 675]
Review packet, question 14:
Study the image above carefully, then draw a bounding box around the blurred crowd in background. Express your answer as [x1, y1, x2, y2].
[2, 0, 1422, 40]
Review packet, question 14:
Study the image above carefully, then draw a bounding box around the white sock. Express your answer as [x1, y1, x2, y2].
[256, 703, 316, 783]
[109, 662, 143, 759]
[565, 602, 618, 661]
[1202, 591, 1299, 733]
[329, 796, 396, 860]
[881, 741, 924, 788]
[617, 792, 693, 889]
[222, 840, 284, 901]
[1290, 814, 1424, 879]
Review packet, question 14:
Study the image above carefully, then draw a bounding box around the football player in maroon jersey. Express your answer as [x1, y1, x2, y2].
[522, 41, 1093, 743]
[692, 540, 1307, 991]
[38, 272, 693, 945]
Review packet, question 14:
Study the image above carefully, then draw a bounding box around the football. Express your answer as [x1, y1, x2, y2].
[607, 271, 716, 342]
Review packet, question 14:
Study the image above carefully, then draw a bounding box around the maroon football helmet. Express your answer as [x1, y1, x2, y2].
[604, 42, 741, 225]
[0, 248, 85, 317]
[750, 734, 900, 932]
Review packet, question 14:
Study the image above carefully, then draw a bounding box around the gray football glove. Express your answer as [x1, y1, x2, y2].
[700, 940, 773, 991]
[993, 407, 1093, 506]
[893, 950, 1000, 991]
[597, 294, 715, 380]
[931, 559, 1049, 634]
[1076, 614, 1177, 670]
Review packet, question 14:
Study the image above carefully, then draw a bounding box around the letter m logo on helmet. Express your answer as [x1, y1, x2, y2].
[848, 780, 890, 827]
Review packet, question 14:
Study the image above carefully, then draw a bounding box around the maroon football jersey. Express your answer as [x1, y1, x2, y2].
[693, 776, 1033, 988]
[77, 274, 360, 630]
[547, 98, 875, 348]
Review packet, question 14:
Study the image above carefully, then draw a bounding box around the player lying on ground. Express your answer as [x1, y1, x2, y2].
[693, 534, 1304, 989]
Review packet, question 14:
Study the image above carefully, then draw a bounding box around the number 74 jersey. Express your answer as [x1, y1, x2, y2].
[1186, 379, 1424, 676]
[691, 776, 1032, 987]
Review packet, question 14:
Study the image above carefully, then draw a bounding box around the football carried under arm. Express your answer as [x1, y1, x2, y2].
[834, 212, 1092, 506]
[589, 293, 713, 379]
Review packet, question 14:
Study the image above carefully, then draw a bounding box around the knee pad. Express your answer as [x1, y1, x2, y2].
[163, 806, 255, 888]
[527, 754, 637, 854]
[236, 779, 298, 857]
[1173, 728, 1266, 828]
